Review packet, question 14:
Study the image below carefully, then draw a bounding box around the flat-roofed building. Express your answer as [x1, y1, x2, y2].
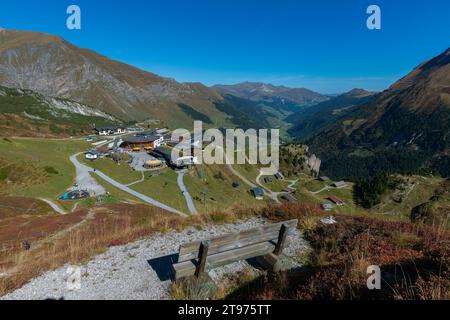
[328, 195, 344, 206]
[332, 181, 347, 188]
[121, 135, 163, 149]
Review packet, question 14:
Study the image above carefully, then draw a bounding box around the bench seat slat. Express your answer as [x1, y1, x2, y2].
[178, 229, 295, 263]
[178, 219, 297, 262]
[173, 242, 276, 280]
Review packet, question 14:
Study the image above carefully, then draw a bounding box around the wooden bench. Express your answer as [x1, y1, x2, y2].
[172, 219, 298, 280]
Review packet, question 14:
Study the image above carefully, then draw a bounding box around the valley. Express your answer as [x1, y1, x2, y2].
[0, 27, 448, 301]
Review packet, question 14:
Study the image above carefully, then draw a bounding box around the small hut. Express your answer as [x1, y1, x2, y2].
[250, 187, 265, 200]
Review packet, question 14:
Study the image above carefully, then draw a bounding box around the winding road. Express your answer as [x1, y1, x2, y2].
[93, 170, 187, 217]
[176, 169, 198, 215]
[70, 153, 187, 217]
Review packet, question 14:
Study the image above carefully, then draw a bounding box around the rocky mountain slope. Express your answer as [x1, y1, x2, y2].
[0, 86, 120, 137]
[305, 48, 450, 180]
[0, 29, 235, 128]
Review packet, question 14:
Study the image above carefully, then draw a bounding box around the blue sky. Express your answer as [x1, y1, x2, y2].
[0, 0, 449, 93]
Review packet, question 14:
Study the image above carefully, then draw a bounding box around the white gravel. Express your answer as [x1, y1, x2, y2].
[1, 218, 308, 300]
[69, 154, 106, 196]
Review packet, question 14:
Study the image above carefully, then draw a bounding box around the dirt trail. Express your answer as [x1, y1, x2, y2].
[39, 198, 66, 215]
[3, 207, 106, 277]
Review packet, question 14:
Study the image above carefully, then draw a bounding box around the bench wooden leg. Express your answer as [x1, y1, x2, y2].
[256, 253, 281, 272]
[257, 224, 291, 273]
[274, 224, 289, 256]
[195, 240, 210, 277]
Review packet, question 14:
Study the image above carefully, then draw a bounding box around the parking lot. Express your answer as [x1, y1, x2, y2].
[127, 151, 160, 171]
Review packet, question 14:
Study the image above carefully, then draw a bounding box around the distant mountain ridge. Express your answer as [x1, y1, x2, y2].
[305, 48, 450, 180]
[212, 82, 329, 107]
[287, 88, 378, 140]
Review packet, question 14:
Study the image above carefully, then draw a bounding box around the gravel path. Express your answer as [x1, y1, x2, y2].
[39, 198, 67, 215]
[69, 153, 106, 196]
[1, 219, 308, 300]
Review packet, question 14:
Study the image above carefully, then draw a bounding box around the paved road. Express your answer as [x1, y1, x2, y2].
[176, 170, 198, 215]
[69, 153, 106, 196]
[93, 170, 187, 217]
[70, 153, 187, 217]
[286, 179, 299, 190]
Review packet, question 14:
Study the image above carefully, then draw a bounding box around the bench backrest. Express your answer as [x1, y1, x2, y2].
[178, 219, 298, 263]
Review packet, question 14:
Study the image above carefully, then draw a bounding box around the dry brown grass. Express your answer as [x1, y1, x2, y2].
[225, 214, 450, 300]
[0, 204, 186, 296]
[0, 201, 265, 296]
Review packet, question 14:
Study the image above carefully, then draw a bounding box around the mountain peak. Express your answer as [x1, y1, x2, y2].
[388, 47, 450, 99]
[0, 29, 228, 127]
[345, 88, 377, 98]
[0, 29, 63, 53]
[212, 82, 328, 106]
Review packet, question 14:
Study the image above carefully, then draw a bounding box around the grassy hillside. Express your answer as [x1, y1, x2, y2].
[184, 164, 263, 213]
[0, 137, 88, 199]
[306, 49, 450, 181]
[288, 89, 377, 140]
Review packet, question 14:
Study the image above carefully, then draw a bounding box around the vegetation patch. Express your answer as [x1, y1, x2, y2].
[44, 166, 59, 175]
[178, 104, 213, 125]
[354, 173, 403, 208]
[225, 215, 449, 300]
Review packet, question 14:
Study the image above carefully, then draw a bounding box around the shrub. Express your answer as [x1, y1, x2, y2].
[213, 171, 225, 180]
[225, 215, 450, 300]
[260, 201, 324, 231]
[43, 166, 59, 175]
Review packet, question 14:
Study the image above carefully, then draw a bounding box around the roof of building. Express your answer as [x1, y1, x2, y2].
[328, 195, 343, 204]
[145, 159, 163, 166]
[322, 203, 333, 209]
[135, 130, 155, 136]
[274, 172, 285, 179]
[151, 147, 181, 160]
[166, 141, 190, 148]
[122, 135, 160, 144]
[155, 128, 170, 134]
[96, 146, 111, 152]
[333, 181, 347, 187]
[95, 127, 124, 131]
[251, 187, 265, 197]
[282, 193, 297, 202]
